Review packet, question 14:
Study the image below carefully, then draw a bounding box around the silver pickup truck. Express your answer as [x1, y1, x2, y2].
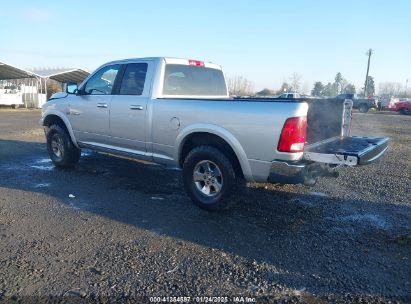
[41, 57, 389, 210]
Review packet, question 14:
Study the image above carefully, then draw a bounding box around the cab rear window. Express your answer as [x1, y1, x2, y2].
[163, 64, 227, 96]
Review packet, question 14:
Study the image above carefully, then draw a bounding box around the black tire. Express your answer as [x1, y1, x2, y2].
[183, 145, 244, 211]
[46, 124, 81, 167]
[11, 104, 19, 109]
[398, 109, 410, 115]
[358, 104, 369, 113]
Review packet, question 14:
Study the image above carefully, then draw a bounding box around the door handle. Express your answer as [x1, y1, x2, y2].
[130, 105, 144, 110]
[97, 103, 108, 108]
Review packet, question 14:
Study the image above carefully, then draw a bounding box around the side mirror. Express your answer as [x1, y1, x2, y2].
[66, 83, 78, 94]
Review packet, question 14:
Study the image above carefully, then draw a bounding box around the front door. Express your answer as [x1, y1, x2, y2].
[68, 64, 120, 146]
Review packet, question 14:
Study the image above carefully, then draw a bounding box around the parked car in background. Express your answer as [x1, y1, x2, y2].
[391, 98, 411, 115]
[277, 92, 301, 99]
[378, 95, 391, 110]
[388, 97, 400, 110]
[336, 93, 376, 113]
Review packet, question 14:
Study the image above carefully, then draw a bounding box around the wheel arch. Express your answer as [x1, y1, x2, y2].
[42, 110, 79, 148]
[175, 124, 253, 181]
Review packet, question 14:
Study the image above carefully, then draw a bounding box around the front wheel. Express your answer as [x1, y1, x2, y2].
[358, 104, 369, 113]
[46, 124, 81, 167]
[182, 146, 244, 211]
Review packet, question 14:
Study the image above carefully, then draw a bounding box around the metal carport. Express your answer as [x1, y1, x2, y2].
[33, 68, 90, 101]
[0, 61, 36, 80]
[0, 61, 90, 108]
[33, 68, 90, 84]
[0, 61, 39, 108]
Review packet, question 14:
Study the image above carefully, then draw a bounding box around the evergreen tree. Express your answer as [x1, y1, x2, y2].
[311, 81, 324, 96]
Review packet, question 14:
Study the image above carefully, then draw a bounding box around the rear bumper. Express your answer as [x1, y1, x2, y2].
[268, 161, 339, 186]
[268, 161, 307, 185]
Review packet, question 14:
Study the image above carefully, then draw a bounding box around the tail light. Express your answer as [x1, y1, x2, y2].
[277, 116, 307, 152]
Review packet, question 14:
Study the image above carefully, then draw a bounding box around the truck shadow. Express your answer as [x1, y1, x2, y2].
[1, 139, 410, 299]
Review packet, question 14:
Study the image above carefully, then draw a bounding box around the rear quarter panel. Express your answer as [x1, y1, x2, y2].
[150, 99, 308, 174]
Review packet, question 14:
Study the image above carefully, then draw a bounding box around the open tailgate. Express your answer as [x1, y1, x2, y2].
[303, 136, 389, 166]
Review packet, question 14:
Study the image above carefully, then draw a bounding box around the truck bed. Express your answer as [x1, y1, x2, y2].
[160, 96, 346, 147]
[237, 97, 347, 145]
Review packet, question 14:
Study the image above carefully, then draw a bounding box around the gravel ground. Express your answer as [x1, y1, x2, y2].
[0, 109, 410, 303]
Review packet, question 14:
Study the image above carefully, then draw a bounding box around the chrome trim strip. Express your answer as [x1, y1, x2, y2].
[78, 141, 174, 162]
[361, 146, 389, 164]
[80, 141, 147, 156]
[304, 136, 341, 150]
[303, 152, 358, 166]
[357, 137, 390, 157]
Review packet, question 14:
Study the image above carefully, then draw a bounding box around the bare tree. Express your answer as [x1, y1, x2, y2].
[340, 78, 349, 93]
[289, 72, 302, 92]
[226, 75, 254, 96]
[378, 82, 404, 96]
[301, 81, 310, 95]
[276, 82, 291, 94]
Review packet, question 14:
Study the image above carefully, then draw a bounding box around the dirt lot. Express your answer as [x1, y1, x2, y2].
[0, 109, 410, 303]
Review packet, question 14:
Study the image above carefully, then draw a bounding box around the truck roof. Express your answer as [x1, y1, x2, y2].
[103, 57, 223, 70]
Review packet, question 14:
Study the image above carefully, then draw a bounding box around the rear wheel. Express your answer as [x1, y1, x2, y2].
[358, 104, 369, 113]
[183, 146, 244, 211]
[11, 104, 19, 109]
[46, 124, 81, 167]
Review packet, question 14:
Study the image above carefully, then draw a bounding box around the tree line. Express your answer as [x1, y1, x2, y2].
[378, 81, 410, 98]
[227, 72, 377, 97]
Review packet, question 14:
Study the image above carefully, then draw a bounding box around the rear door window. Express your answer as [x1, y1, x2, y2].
[119, 63, 148, 95]
[163, 64, 227, 96]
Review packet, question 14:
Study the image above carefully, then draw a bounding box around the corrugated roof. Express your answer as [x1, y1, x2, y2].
[29, 68, 73, 77]
[47, 69, 90, 83]
[0, 61, 90, 83]
[0, 61, 36, 80]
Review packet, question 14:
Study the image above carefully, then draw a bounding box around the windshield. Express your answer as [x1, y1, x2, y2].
[163, 64, 227, 96]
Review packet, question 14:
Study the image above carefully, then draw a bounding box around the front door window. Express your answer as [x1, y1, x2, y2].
[84, 65, 120, 95]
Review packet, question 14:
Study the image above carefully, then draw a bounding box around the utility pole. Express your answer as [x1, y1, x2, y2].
[364, 49, 373, 97]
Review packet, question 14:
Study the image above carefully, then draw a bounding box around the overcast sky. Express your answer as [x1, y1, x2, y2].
[0, 0, 410, 92]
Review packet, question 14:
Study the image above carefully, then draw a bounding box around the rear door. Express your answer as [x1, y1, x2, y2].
[108, 61, 153, 153]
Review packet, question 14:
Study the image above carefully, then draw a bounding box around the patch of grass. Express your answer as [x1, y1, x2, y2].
[382, 233, 411, 246]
